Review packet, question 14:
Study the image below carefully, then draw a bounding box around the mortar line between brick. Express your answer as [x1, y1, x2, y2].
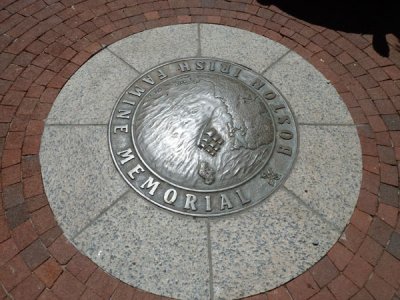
[0, 283, 13, 300]
[207, 219, 215, 300]
[106, 47, 141, 74]
[283, 186, 342, 232]
[261, 48, 292, 75]
[71, 189, 131, 241]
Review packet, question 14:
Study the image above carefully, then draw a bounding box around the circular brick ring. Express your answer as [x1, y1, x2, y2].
[1, 1, 399, 300]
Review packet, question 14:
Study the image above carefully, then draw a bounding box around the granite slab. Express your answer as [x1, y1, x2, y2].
[73, 191, 210, 300]
[209, 188, 341, 299]
[108, 24, 199, 72]
[284, 125, 362, 229]
[264, 51, 354, 125]
[200, 24, 289, 73]
[40, 125, 129, 238]
[46, 49, 138, 125]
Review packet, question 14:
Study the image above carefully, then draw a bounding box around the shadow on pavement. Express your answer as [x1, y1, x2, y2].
[257, 0, 400, 57]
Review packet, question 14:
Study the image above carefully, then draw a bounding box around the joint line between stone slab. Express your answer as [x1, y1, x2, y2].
[207, 219, 214, 300]
[261, 48, 291, 75]
[197, 23, 201, 56]
[105, 47, 141, 74]
[282, 186, 342, 232]
[71, 189, 131, 241]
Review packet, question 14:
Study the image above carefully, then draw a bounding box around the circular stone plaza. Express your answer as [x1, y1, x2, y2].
[0, 1, 399, 300]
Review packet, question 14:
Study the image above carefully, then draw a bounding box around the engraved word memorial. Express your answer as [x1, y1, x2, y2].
[109, 58, 298, 216]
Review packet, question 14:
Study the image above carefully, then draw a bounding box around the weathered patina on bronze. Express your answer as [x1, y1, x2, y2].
[109, 58, 298, 216]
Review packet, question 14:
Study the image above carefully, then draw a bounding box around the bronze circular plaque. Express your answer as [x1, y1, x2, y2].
[109, 58, 298, 216]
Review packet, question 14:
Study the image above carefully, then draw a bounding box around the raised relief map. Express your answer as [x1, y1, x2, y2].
[135, 73, 274, 190]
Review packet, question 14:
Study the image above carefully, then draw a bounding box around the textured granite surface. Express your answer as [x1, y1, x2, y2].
[46, 50, 138, 125]
[73, 191, 210, 300]
[209, 188, 340, 299]
[40, 125, 129, 238]
[264, 51, 354, 125]
[284, 125, 362, 229]
[200, 24, 289, 72]
[109, 24, 199, 72]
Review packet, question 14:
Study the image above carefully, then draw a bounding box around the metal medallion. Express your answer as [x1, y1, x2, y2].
[109, 58, 298, 217]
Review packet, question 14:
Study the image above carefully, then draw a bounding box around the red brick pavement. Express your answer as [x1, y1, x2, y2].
[0, 1, 399, 299]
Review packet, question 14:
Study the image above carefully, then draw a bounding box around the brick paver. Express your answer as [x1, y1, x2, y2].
[1, 0, 399, 299]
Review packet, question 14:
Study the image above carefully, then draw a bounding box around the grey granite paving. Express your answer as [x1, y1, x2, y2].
[200, 24, 289, 73]
[264, 51, 354, 125]
[46, 49, 138, 125]
[209, 188, 340, 299]
[73, 191, 210, 300]
[108, 24, 199, 72]
[40, 125, 129, 238]
[284, 125, 362, 229]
